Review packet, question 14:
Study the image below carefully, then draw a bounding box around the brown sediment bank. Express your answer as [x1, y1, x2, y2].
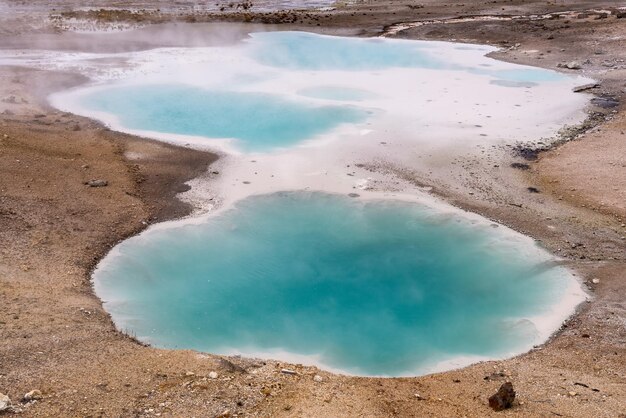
[1, 1, 625, 417]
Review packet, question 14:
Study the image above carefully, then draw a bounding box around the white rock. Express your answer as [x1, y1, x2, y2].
[208, 371, 218, 379]
[24, 389, 42, 401]
[566, 61, 582, 70]
[313, 375, 323, 383]
[0, 393, 11, 411]
[591, 278, 600, 284]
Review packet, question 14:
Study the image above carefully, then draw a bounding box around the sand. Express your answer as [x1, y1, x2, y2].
[0, 1, 625, 417]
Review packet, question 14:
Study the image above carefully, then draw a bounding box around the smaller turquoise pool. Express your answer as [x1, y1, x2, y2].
[79, 84, 369, 152]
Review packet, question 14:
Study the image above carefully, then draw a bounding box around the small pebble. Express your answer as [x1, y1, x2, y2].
[23, 390, 42, 401]
[208, 371, 218, 379]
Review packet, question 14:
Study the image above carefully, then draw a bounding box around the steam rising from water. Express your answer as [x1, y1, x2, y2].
[1, 29, 593, 375]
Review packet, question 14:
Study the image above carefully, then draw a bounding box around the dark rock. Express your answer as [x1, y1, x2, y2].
[527, 187, 540, 193]
[489, 382, 516, 411]
[513, 146, 541, 161]
[86, 179, 108, 187]
[510, 162, 530, 170]
[348, 193, 360, 198]
[590, 97, 619, 109]
[484, 371, 507, 381]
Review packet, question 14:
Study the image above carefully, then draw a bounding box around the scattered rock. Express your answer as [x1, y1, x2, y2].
[568, 391, 577, 397]
[591, 278, 600, 284]
[513, 146, 541, 161]
[208, 371, 218, 379]
[590, 97, 619, 109]
[527, 187, 540, 193]
[565, 61, 582, 70]
[86, 179, 108, 187]
[281, 368, 298, 375]
[484, 371, 507, 381]
[0, 393, 11, 412]
[217, 358, 246, 373]
[313, 375, 323, 383]
[23, 390, 42, 401]
[510, 162, 530, 170]
[488, 382, 516, 411]
[185, 371, 195, 377]
[557, 61, 582, 70]
[217, 409, 231, 418]
[572, 83, 599, 93]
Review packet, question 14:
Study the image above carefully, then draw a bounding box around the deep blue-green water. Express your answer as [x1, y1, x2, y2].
[95, 192, 572, 376]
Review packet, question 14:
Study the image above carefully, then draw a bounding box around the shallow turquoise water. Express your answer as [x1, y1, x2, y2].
[81, 85, 368, 152]
[248, 31, 567, 82]
[248, 31, 444, 70]
[75, 32, 571, 152]
[95, 192, 570, 376]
